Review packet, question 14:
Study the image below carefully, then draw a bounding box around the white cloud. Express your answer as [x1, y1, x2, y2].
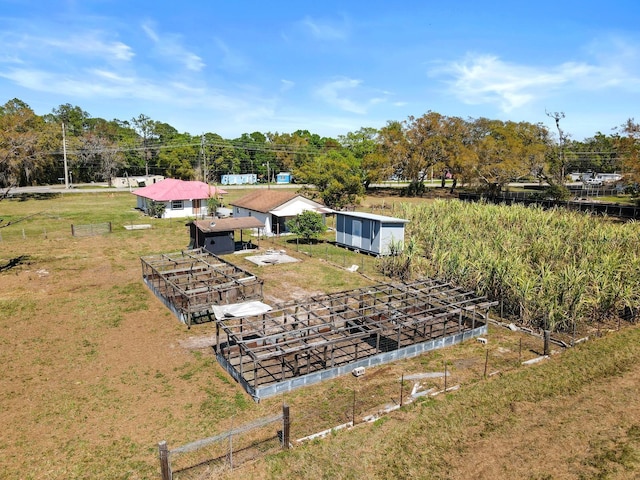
[316, 78, 366, 114]
[141, 22, 205, 72]
[280, 79, 295, 92]
[213, 38, 247, 71]
[432, 39, 640, 112]
[0, 31, 134, 63]
[141, 22, 160, 43]
[0, 63, 275, 119]
[314, 78, 397, 115]
[432, 54, 594, 112]
[582, 36, 640, 90]
[90, 69, 135, 85]
[300, 16, 348, 41]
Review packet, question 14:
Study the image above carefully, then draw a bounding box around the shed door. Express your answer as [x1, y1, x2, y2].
[352, 219, 362, 248]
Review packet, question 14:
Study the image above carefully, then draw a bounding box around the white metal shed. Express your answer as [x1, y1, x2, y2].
[335, 211, 409, 255]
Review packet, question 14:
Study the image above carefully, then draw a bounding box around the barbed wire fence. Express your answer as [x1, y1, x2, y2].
[156, 325, 580, 479]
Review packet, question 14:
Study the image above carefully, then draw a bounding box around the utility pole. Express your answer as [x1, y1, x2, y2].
[267, 161, 271, 190]
[62, 122, 69, 189]
[200, 134, 207, 182]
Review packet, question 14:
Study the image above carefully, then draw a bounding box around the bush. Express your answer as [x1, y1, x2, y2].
[285, 210, 326, 243]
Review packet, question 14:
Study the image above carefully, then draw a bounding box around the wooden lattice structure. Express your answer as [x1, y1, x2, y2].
[141, 248, 263, 326]
[215, 279, 497, 400]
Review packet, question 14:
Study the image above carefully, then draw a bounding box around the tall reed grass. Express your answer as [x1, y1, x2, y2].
[397, 200, 640, 332]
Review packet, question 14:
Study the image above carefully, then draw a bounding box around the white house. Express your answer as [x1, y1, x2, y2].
[132, 178, 227, 219]
[230, 190, 331, 236]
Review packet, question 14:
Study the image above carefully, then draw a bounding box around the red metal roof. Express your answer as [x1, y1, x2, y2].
[132, 179, 227, 201]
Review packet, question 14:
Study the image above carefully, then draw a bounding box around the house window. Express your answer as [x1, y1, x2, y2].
[171, 200, 184, 210]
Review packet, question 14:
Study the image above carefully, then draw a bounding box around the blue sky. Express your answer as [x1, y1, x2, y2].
[0, 1, 638, 141]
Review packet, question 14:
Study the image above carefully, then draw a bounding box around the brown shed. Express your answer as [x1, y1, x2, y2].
[188, 217, 265, 255]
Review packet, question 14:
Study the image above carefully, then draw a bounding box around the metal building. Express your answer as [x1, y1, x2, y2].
[335, 211, 409, 255]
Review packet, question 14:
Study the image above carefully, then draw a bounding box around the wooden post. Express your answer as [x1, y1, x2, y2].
[444, 362, 448, 391]
[228, 416, 234, 470]
[282, 404, 290, 449]
[543, 329, 550, 356]
[519, 338, 522, 363]
[483, 349, 489, 379]
[158, 441, 172, 480]
[400, 373, 404, 406]
[352, 390, 357, 425]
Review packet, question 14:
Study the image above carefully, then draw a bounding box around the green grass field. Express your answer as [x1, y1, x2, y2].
[1, 190, 639, 480]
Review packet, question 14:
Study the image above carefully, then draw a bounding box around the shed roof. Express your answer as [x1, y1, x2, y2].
[335, 211, 409, 223]
[230, 190, 300, 213]
[191, 216, 265, 233]
[133, 178, 228, 201]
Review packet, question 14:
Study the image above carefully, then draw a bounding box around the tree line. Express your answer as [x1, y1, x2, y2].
[1, 97, 639, 208]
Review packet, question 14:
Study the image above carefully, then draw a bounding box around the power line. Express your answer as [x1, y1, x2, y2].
[46, 138, 340, 157]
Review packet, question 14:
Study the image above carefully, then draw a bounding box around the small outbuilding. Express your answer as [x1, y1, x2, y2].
[335, 211, 409, 255]
[276, 172, 292, 184]
[188, 217, 265, 255]
[132, 178, 227, 218]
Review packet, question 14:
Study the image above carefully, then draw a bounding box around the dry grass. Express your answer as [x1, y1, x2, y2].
[1, 190, 639, 479]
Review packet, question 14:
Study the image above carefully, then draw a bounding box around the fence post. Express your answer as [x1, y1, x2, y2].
[483, 349, 489, 379]
[282, 404, 290, 449]
[352, 390, 357, 425]
[229, 418, 233, 470]
[444, 363, 448, 391]
[158, 441, 172, 480]
[543, 330, 551, 356]
[519, 338, 522, 363]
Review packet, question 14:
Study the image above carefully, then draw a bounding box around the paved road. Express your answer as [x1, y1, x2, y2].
[8, 181, 564, 196]
[7, 183, 300, 195]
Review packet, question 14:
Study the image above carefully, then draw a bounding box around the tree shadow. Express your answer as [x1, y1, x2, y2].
[0, 255, 30, 272]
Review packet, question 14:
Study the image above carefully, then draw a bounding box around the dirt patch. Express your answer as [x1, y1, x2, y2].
[179, 334, 217, 350]
[263, 281, 324, 304]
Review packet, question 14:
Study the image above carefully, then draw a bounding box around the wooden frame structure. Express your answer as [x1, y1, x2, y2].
[215, 279, 497, 400]
[141, 248, 263, 326]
